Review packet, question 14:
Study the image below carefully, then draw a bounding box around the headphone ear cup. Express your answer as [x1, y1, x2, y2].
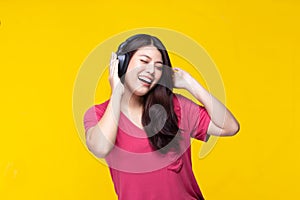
[117, 53, 130, 83]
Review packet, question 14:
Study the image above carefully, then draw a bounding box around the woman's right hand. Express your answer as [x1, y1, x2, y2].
[109, 52, 124, 95]
[86, 52, 124, 158]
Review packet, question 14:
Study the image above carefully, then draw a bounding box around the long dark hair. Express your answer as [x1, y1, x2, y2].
[117, 34, 181, 154]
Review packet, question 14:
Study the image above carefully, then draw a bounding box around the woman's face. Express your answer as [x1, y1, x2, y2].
[124, 45, 163, 96]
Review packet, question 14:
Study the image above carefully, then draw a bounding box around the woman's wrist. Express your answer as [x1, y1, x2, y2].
[111, 83, 124, 99]
[184, 76, 198, 92]
[185, 78, 209, 105]
[111, 89, 123, 102]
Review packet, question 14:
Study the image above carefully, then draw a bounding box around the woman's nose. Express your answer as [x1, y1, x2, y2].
[145, 63, 155, 74]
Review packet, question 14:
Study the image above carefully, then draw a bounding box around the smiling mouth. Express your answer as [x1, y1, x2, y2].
[138, 75, 153, 85]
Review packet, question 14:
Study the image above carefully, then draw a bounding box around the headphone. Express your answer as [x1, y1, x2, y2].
[117, 53, 130, 82]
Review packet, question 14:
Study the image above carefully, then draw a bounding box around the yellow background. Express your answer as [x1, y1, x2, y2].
[0, 0, 299, 199]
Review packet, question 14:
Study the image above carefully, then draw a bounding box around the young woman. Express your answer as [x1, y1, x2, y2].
[83, 34, 240, 200]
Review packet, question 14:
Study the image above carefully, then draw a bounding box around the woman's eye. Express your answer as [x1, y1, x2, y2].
[155, 66, 163, 71]
[140, 60, 148, 63]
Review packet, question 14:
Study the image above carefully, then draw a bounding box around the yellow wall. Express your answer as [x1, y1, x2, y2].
[0, 1, 299, 199]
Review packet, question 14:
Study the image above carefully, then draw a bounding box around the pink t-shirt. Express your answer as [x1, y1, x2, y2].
[83, 94, 211, 200]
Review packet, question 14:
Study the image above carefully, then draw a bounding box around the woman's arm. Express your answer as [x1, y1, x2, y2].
[173, 68, 240, 136]
[86, 53, 124, 158]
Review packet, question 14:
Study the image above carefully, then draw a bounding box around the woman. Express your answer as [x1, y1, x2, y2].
[83, 34, 240, 200]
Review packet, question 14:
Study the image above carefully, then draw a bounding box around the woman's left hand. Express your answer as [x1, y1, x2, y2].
[172, 67, 195, 89]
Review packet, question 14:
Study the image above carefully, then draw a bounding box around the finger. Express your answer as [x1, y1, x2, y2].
[113, 59, 119, 76]
[113, 52, 117, 60]
[110, 52, 117, 76]
[173, 67, 181, 72]
[109, 52, 114, 75]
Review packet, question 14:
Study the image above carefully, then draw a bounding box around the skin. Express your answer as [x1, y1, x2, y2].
[120, 46, 164, 127]
[86, 45, 240, 158]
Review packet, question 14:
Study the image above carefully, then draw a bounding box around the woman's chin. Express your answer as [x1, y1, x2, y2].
[132, 85, 154, 96]
[125, 82, 157, 97]
[132, 88, 150, 97]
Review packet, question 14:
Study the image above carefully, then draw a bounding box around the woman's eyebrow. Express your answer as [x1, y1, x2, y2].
[139, 54, 163, 64]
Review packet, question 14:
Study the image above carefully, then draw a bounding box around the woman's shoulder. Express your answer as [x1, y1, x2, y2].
[173, 93, 193, 106]
[94, 99, 110, 108]
[172, 93, 204, 115]
[172, 93, 191, 116]
[85, 99, 110, 116]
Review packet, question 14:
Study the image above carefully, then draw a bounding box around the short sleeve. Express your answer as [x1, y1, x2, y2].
[189, 105, 211, 141]
[174, 94, 211, 142]
[83, 100, 109, 134]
